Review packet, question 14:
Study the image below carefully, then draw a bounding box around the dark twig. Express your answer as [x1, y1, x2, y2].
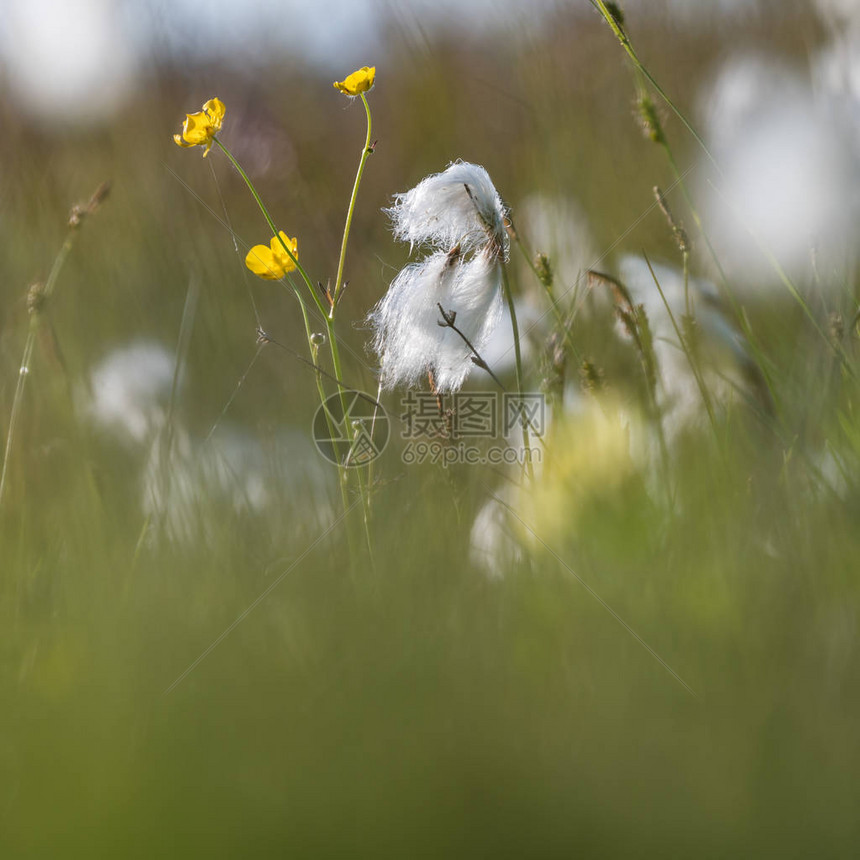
[436, 303, 506, 391]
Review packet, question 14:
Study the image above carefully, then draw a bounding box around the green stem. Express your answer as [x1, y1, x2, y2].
[327, 93, 375, 558]
[644, 254, 718, 437]
[295, 289, 357, 556]
[510, 228, 583, 365]
[331, 93, 373, 316]
[682, 250, 691, 319]
[214, 138, 328, 318]
[592, 0, 719, 171]
[324, 316, 374, 559]
[501, 264, 535, 481]
[214, 135, 370, 560]
[0, 235, 76, 510]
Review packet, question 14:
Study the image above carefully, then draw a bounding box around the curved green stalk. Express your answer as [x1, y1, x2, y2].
[327, 93, 375, 558]
[331, 94, 373, 317]
[501, 265, 535, 481]
[214, 138, 328, 319]
[0, 234, 76, 509]
[215, 128, 372, 560]
[290, 285, 357, 557]
[592, 0, 719, 171]
[644, 254, 718, 437]
[509, 227, 583, 365]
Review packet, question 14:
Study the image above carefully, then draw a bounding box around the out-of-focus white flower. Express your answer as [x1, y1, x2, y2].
[386, 160, 508, 255]
[142, 426, 335, 545]
[87, 341, 176, 444]
[698, 54, 859, 290]
[617, 255, 768, 436]
[469, 485, 524, 579]
[814, 0, 860, 25]
[371, 161, 509, 393]
[814, 0, 860, 151]
[515, 194, 597, 296]
[0, 0, 139, 125]
[84, 340, 335, 544]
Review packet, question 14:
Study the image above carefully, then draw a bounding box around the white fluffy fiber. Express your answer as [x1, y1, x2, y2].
[371, 161, 509, 393]
[370, 249, 503, 393]
[386, 160, 509, 255]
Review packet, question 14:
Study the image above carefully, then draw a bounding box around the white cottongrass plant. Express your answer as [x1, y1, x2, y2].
[370, 161, 510, 393]
[388, 161, 508, 253]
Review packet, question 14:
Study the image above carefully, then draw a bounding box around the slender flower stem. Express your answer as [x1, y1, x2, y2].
[324, 314, 374, 561]
[303, 306, 356, 554]
[328, 93, 376, 558]
[216, 138, 354, 446]
[216, 135, 359, 544]
[285, 282, 357, 557]
[214, 131, 372, 560]
[331, 94, 373, 317]
[501, 265, 535, 481]
[214, 138, 328, 319]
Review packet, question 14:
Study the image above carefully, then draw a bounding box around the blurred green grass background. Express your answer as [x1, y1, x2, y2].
[2, 2, 860, 855]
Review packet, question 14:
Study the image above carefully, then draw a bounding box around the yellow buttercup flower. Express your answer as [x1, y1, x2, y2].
[333, 66, 375, 96]
[245, 232, 299, 280]
[173, 97, 225, 157]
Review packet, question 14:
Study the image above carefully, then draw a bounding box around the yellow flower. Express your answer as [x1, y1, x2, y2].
[245, 232, 299, 280]
[333, 66, 376, 96]
[173, 97, 225, 157]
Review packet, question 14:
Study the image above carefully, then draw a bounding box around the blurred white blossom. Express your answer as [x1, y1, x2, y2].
[86, 342, 334, 543]
[698, 54, 859, 291]
[0, 0, 139, 124]
[87, 341, 175, 444]
[618, 255, 766, 436]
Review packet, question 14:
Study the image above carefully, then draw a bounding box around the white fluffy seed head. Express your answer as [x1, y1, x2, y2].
[369, 248, 504, 393]
[386, 160, 509, 256]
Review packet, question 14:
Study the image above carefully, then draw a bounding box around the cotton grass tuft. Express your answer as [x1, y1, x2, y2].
[370, 161, 509, 393]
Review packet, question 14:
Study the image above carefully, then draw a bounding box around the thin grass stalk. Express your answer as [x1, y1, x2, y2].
[155, 278, 199, 535]
[625, 58, 781, 413]
[643, 253, 719, 439]
[0, 231, 77, 510]
[501, 265, 535, 480]
[591, 0, 719, 171]
[508, 222, 584, 366]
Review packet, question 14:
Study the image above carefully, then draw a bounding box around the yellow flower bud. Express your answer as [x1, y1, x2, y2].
[333, 66, 376, 96]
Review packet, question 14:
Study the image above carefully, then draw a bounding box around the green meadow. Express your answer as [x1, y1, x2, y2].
[2, 3, 859, 855]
